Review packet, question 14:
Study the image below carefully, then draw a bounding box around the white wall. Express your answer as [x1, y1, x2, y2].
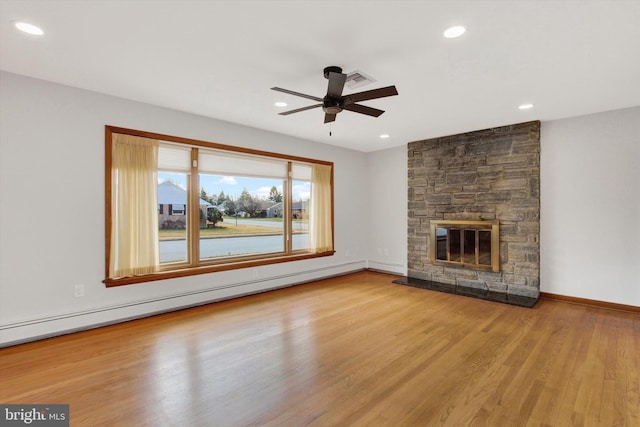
[0, 72, 369, 345]
[366, 146, 407, 275]
[540, 107, 640, 305]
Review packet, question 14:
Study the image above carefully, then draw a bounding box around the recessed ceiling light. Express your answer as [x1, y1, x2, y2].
[14, 21, 44, 36]
[518, 103, 534, 110]
[379, 134, 390, 139]
[443, 26, 466, 39]
[274, 101, 287, 107]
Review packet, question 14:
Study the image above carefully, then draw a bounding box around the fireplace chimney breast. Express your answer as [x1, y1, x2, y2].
[407, 121, 540, 303]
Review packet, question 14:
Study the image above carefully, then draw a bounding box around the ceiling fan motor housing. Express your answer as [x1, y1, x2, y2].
[323, 97, 343, 114]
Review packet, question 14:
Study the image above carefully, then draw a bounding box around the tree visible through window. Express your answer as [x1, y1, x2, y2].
[105, 126, 334, 286]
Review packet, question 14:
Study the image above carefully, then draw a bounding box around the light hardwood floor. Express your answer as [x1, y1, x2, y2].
[1, 271, 638, 426]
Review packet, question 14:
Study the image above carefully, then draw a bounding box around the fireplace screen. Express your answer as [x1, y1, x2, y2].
[430, 220, 499, 272]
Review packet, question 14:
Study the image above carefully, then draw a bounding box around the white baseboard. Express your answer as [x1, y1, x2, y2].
[366, 260, 407, 276]
[0, 261, 366, 347]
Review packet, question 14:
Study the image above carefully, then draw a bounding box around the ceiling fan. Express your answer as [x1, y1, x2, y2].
[271, 66, 398, 123]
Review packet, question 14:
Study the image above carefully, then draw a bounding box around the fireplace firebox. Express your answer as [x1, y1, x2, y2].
[430, 220, 499, 272]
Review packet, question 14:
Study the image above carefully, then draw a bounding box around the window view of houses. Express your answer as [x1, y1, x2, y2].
[157, 172, 310, 263]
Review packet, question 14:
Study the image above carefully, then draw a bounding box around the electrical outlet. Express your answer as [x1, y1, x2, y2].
[345, 249, 350, 257]
[252, 268, 259, 280]
[74, 284, 84, 298]
[383, 248, 389, 256]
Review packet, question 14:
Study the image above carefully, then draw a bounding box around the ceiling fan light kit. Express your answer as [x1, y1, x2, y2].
[271, 66, 398, 124]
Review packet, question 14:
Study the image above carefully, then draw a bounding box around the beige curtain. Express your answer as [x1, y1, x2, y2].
[309, 163, 333, 253]
[109, 133, 160, 278]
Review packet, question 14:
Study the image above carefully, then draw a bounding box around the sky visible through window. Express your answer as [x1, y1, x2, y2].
[158, 172, 310, 202]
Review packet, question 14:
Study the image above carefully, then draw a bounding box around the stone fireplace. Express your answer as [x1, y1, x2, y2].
[398, 121, 540, 306]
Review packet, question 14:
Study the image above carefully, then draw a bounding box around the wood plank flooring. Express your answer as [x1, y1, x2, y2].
[1, 271, 638, 426]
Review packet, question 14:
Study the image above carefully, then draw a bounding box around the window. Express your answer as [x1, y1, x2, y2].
[170, 204, 185, 215]
[105, 126, 334, 286]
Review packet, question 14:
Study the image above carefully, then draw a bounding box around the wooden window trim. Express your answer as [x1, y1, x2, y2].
[104, 251, 334, 287]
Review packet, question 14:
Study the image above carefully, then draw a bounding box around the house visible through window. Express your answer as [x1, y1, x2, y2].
[105, 126, 334, 286]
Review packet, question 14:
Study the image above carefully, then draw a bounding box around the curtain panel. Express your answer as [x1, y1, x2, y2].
[309, 163, 333, 253]
[109, 133, 160, 278]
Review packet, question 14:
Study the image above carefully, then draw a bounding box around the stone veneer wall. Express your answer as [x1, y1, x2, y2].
[407, 121, 540, 298]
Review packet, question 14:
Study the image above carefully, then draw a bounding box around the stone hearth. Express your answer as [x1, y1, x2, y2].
[393, 276, 538, 308]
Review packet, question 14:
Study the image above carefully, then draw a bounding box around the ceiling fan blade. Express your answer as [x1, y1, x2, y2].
[344, 85, 398, 104]
[271, 87, 323, 102]
[279, 104, 323, 115]
[326, 72, 347, 98]
[324, 113, 337, 123]
[343, 103, 385, 117]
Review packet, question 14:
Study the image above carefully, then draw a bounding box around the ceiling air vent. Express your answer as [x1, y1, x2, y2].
[345, 70, 376, 89]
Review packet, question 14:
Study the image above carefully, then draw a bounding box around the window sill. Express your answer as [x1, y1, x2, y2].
[104, 250, 335, 287]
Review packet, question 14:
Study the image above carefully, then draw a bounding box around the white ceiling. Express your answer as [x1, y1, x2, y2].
[1, 1, 639, 152]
